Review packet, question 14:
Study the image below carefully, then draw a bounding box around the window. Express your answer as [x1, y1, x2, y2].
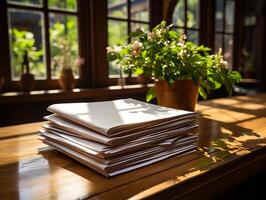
[214, 0, 235, 68]
[172, 0, 200, 44]
[107, 0, 150, 77]
[5, 0, 80, 82]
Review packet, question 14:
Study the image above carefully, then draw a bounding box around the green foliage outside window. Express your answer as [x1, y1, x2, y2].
[49, 17, 79, 78]
[10, 16, 79, 79]
[11, 29, 44, 78]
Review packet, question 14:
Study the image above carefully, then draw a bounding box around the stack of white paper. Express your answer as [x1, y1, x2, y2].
[39, 98, 199, 177]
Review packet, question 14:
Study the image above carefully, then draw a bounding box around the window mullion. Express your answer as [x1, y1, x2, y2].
[43, 0, 51, 80]
[184, 0, 188, 35]
[222, 0, 226, 50]
[127, 0, 131, 43]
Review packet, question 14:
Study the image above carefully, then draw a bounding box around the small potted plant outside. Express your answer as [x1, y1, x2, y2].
[107, 21, 241, 111]
[20, 51, 35, 92]
[11, 29, 43, 93]
[52, 37, 84, 91]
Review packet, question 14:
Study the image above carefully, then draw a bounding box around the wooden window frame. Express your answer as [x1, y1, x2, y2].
[106, 0, 151, 86]
[167, 0, 242, 70]
[214, 0, 235, 68]
[0, 0, 90, 92]
[171, 0, 201, 43]
[0, 0, 163, 91]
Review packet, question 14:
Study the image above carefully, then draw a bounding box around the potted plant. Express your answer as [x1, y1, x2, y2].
[52, 37, 84, 91]
[20, 51, 35, 92]
[107, 21, 241, 111]
[11, 29, 43, 93]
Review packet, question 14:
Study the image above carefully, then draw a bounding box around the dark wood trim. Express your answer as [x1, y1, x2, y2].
[0, 0, 11, 87]
[233, 0, 245, 71]
[90, 0, 108, 87]
[150, 0, 163, 29]
[107, 17, 150, 24]
[184, 0, 187, 35]
[221, 0, 226, 49]
[128, 0, 131, 43]
[0, 84, 152, 104]
[164, 0, 178, 23]
[76, 0, 91, 88]
[199, 0, 215, 47]
[43, 0, 51, 80]
[259, 1, 266, 91]
[6, 2, 78, 15]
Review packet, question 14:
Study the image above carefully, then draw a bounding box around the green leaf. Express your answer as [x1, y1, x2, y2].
[168, 30, 178, 38]
[223, 76, 233, 96]
[134, 68, 143, 75]
[198, 86, 207, 100]
[129, 30, 143, 38]
[146, 87, 157, 102]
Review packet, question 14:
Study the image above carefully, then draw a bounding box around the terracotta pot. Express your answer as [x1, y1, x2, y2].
[155, 79, 199, 111]
[20, 73, 35, 93]
[59, 69, 75, 91]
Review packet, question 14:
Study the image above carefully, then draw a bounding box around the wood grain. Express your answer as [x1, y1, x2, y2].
[0, 94, 265, 200]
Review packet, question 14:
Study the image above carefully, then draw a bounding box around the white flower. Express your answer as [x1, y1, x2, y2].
[178, 49, 187, 58]
[132, 41, 142, 56]
[114, 45, 122, 52]
[218, 48, 223, 55]
[148, 32, 155, 40]
[25, 32, 34, 39]
[106, 46, 114, 53]
[220, 60, 228, 69]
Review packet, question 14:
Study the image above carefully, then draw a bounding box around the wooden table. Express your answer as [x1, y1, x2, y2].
[0, 94, 266, 200]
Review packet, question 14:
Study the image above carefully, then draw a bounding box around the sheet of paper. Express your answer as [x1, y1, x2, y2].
[41, 134, 197, 166]
[42, 139, 196, 177]
[41, 123, 198, 157]
[47, 98, 196, 136]
[44, 114, 197, 146]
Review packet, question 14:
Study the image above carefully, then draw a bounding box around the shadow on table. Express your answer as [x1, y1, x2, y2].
[197, 94, 266, 161]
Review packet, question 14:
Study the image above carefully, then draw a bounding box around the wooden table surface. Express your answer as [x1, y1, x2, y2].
[0, 94, 266, 200]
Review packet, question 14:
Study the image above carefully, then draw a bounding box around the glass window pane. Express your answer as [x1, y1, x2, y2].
[108, 20, 128, 76]
[173, 27, 185, 35]
[172, 0, 185, 27]
[108, 0, 128, 19]
[48, 0, 76, 11]
[224, 34, 234, 68]
[49, 14, 79, 79]
[214, 33, 223, 52]
[8, 9, 45, 80]
[215, 0, 224, 31]
[131, 22, 149, 32]
[187, 0, 199, 28]
[225, 1, 235, 33]
[130, 0, 149, 22]
[108, 20, 128, 46]
[187, 30, 199, 44]
[7, 0, 42, 6]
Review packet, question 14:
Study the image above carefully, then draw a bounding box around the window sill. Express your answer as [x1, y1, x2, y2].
[0, 84, 154, 104]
